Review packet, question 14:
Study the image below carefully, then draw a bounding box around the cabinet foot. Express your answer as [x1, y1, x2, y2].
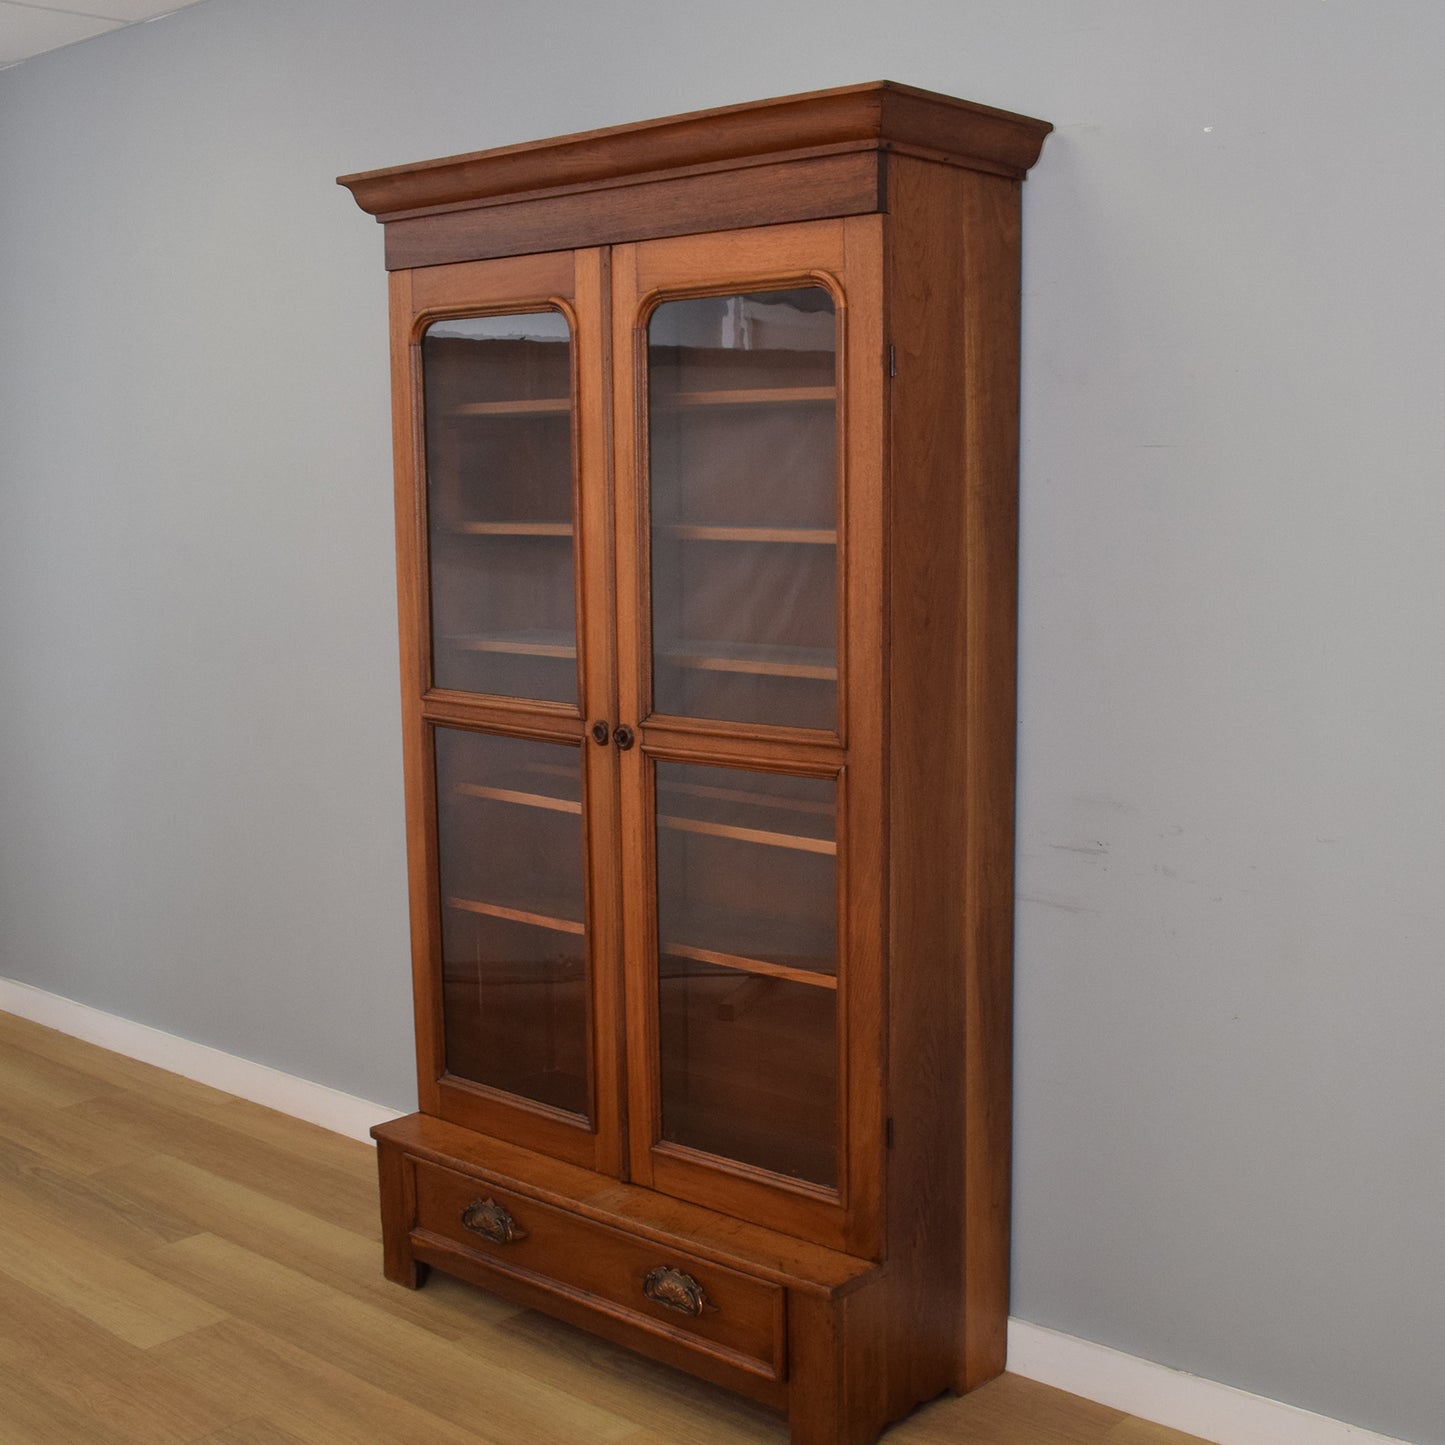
[375, 1135, 427, 1289]
[384, 1254, 430, 1290]
[785, 1287, 891, 1445]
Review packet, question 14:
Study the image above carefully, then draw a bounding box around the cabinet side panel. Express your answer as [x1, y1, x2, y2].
[884, 155, 1022, 1401]
[955, 165, 1022, 1394]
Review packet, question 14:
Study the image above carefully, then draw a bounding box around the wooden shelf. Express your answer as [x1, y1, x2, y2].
[451, 397, 571, 417]
[657, 775, 834, 821]
[661, 905, 837, 990]
[456, 783, 581, 816]
[659, 642, 835, 681]
[654, 386, 835, 408]
[520, 759, 582, 786]
[658, 813, 834, 855]
[665, 525, 835, 545]
[446, 895, 583, 936]
[452, 521, 573, 537]
[446, 631, 576, 660]
[662, 941, 837, 990]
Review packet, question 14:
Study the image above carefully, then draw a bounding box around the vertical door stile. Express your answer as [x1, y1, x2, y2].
[838, 212, 888, 1259]
[574, 245, 626, 1178]
[609, 242, 662, 1188]
[391, 265, 448, 1115]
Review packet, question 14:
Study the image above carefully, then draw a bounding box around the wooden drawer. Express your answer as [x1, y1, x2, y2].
[410, 1158, 786, 1380]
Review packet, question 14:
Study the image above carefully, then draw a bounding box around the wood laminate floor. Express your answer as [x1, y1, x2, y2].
[0, 1010, 1213, 1445]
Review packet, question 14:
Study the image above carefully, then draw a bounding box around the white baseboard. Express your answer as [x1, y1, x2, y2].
[1008, 1320, 1417, 1445]
[0, 976, 1416, 1445]
[0, 976, 397, 1145]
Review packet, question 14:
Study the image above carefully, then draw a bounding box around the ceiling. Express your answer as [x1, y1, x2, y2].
[0, 1, 206, 68]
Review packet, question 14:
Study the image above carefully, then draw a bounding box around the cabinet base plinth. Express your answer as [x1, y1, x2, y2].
[372, 1113, 965, 1445]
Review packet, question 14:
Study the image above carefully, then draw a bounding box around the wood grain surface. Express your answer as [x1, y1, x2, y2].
[0, 1010, 1212, 1445]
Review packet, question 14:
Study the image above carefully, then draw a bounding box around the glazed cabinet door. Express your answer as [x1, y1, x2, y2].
[611, 219, 887, 1256]
[392, 250, 623, 1175]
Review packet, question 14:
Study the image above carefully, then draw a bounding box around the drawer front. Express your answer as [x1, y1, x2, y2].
[411, 1158, 785, 1377]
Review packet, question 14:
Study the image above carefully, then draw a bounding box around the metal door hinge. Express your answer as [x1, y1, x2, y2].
[888, 344, 897, 378]
[886, 1118, 895, 1148]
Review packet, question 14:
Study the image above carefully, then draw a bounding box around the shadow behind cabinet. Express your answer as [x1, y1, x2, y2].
[339, 83, 1050, 1445]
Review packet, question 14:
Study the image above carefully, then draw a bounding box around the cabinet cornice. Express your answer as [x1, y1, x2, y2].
[337, 80, 1051, 221]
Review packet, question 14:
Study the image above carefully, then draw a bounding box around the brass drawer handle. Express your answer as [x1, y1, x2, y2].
[461, 1198, 528, 1245]
[642, 1265, 712, 1317]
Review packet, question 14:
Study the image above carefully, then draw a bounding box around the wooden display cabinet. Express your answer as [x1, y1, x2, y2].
[339, 82, 1050, 1445]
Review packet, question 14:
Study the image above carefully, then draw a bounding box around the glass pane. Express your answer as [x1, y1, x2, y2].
[423, 311, 577, 704]
[648, 289, 838, 732]
[654, 760, 838, 1186]
[434, 727, 589, 1119]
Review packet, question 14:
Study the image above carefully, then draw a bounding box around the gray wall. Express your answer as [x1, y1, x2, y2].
[2, 2, 1441, 1440]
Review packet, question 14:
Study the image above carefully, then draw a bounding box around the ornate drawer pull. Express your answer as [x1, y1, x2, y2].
[461, 1198, 528, 1245]
[642, 1265, 712, 1317]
